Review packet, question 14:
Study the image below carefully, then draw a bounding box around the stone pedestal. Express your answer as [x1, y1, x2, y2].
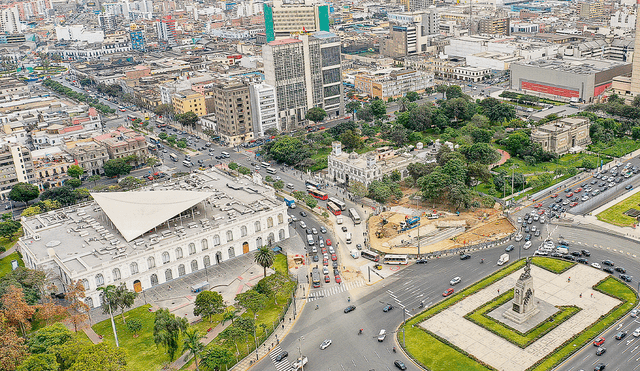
[503, 264, 539, 324]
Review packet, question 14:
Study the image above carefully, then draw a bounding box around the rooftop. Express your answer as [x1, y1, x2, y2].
[514, 57, 630, 74]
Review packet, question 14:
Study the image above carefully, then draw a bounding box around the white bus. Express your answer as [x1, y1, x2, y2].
[169, 153, 178, 162]
[361, 250, 380, 262]
[384, 254, 408, 265]
[261, 161, 271, 168]
[328, 197, 346, 211]
[266, 167, 277, 174]
[348, 208, 361, 225]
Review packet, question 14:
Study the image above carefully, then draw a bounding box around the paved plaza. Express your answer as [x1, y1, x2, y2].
[419, 264, 619, 371]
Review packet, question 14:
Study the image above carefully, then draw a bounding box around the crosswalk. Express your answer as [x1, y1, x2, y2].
[306, 279, 365, 302]
[268, 346, 292, 371]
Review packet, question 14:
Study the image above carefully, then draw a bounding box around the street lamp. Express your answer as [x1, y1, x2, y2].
[254, 314, 259, 360]
[297, 336, 305, 371]
[400, 304, 407, 347]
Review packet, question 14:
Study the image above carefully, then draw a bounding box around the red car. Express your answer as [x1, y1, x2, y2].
[442, 288, 454, 297]
[331, 254, 337, 261]
[335, 275, 342, 283]
[538, 209, 545, 215]
[593, 337, 605, 346]
[551, 193, 558, 198]
[570, 202, 578, 207]
[324, 275, 330, 283]
[319, 126, 325, 130]
[534, 203, 542, 208]
[326, 239, 332, 246]
[321, 248, 327, 254]
[323, 258, 328, 266]
[566, 192, 574, 197]
[575, 188, 582, 193]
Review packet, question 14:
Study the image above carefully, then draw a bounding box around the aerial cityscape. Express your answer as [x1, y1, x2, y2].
[3, 0, 640, 370]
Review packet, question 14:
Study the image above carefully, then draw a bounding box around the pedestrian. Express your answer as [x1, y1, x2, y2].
[498, 289, 500, 294]
[282, 324, 285, 329]
[579, 293, 582, 298]
[591, 293, 593, 298]
[289, 318, 291, 323]
[568, 277, 571, 282]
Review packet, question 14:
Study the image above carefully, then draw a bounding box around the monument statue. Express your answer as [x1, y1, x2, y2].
[504, 257, 539, 323]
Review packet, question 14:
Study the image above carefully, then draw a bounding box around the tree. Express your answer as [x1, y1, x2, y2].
[273, 180, 284, 189]
[445, 85, 464, 100]
[632, 126, 640, 141]
[154, 104, 174, 118]
[28, 323, 71, 354]
[146, 157, 159, 173]
[193, 291, 224, 322]
[390, 169, 401, 182]
[114, 283, 137, 324]
[126, 318, 142, 337]
[87, 175, 101, 186]
[329, 121, 358, 137]
[460, 143, 500, 165]
[235, 290, 268, 316]
[504, 131, 531, 157]
[348, 181, 368, 200]
[228, 162, 239, 171]
[219, 325, 245, 356]
[345, 101, 361, 120]
[65, 280, 89, 333]
[268, 136, 310, 166]
[368, 179, 402, 203]
[0, 214, 21, 239]
[103, 159, 132, 178]
[98, 285, 120, 347]
[66, 165, 85, 179]
[407, 162, 435, 181]
[9, 183, 39, 205]
[436, 85, 447, 99]
[34, 301, 67, 327]
[582, 157, 597, 169]
[356, 104, 374, 122]
[175, 111, 198, 129]
[0, 313, 28, 371]
[339, 130, 364, 150]
[65, 342, 127, 371]
[396, 97, 409, 112]
[305, 107, 327, 123]
[183, 327, 205, 371]
[370, 99, 387, 119]
[2, 285, 36, 336]
[404, 104, 432, 131]
[470, 128, 493, 143]
[254, 246, 275, 278]
[238, 166, 251, 175]
[66, 178, 82, 188]
[17, 353, 58, 371]
[202, 345, 234, 371]
[153, 308, 188, 361]
[304, 195, 318, 209]
[406, 91, 420, 102]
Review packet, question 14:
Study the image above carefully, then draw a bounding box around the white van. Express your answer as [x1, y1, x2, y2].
[307, 234, 314, 246]
[183, 160, 193, 167]
[221, 151, 230, 158]
[345, 232, 352, 244]
[299, 221, 307, 229]
[350, 250, 360, 259]
[556, 246, 569, 255]
[287, 183, 295, 189]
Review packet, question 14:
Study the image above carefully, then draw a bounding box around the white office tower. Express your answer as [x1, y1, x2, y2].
[250, 83, 280, 138]
[1, 7, 21, 34]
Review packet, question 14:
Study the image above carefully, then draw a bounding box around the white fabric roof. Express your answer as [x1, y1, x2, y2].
[91, 191, 213, 242]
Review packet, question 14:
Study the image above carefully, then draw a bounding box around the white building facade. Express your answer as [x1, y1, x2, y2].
[250, 83, 279, 138]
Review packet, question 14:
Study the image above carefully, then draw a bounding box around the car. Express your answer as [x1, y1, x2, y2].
[593, 336, 605, 346]
[306, 229, 312, 235]
[582, 195, 590, 201]
[356, 243, 363, 250]
[615, 331, 628, 340]
[570, 202, 578, 207]
[300, 211, 307, 217]
[631, 309, 639, 318]
[592, 262, 602, 269]
[321, 248, 327, 254]
[450, 276, 461, 285]
[575, 188, 582, 193]
[312, 255, 319, 262]
[320, 339, 332, 350]
[551, 193, 558, 198]
[534, 203, 542, 208]
[559, 240, 569, 247]
[275, 351, 288, 361]
[595, 347, 606, 356]
[566, 192, 574, 197]
[615, 267, 626, 273]
[581, 249, 591, 256]
[534, 230, 541, 236]
[460, 254, 471, 260]
[634, 327, 640, 337]
[564, 188, 572, 193]
[517, 217, 522, 223]
[312, 228, 318, 235]
[563, 254, 576, 261]
[383, 304, 394, 312]
[577, 258, 589, 264]
[331, 254, 337, 261]
[119, 108, 126, 112]
[320, 226, 327, 233]
[324, 275, 330, 283]
[344, 305, 356, 313]
[602, 260, 615, 266]
[416, 259, 428, 264]
[620, 274, 633, 282]
[333, 268, 340, 276]
[525, 234, 532, 241]
[594, 363, 605, 371]
[505, 245, 514, 252]
[341, 226, 347, 232]
[335, 275, 342, 283]
[394, 360, 407, 370]
[323, 258, 328, 266]
[626, 185, 634, 190]
[603, 267, 614, 274]
[326, 239, 332, 246]
[442, 288, 454, 297]
[531, 226, 537, 232]
[571, 251, 581, 257]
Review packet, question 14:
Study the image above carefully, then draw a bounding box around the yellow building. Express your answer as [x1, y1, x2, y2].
[173, 89, 207, 116]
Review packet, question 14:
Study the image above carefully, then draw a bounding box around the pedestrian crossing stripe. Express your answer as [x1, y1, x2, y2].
[306, 280, 365, 302]
[268, 345, 291, 371]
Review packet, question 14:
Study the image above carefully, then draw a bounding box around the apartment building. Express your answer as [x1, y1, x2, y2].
[250, 83, 279, 138]
[354, 69, 434, 99]
[31, 148, 75, 190]
[210, 79, 254, 146]
[478, 17, 511, 36]
[66, 141, 109, 176]
[0, 144, 35, 200]
[173, 90, 207, 117]
[93, 126, 148, 166]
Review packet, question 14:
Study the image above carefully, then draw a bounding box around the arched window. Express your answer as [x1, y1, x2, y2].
[228, 246, 236, 259]
[85, 297, 94, 309]
[254, 221, 261, 232]
[203, 255, 211, 267]
[241, 226, 247, 237]
[130, 262, 139, 275]
[95, 274, 104, 287]
[256, 237, 263, 247]
[278, 214, 284, 224]
[178, 264, 186, 277]
[226, 230, 233, 242]
[267, 217, 274, 228]
[267, 233, 275, 245]
[165, 269, 173, 281]
[112, 268, 121, 282]
[191, 260, 199, 272]
[189, 243, 196, 255]
[162, 252, 170, 264]
[279, 229, 285, 240]
[213, 235, 221, 246]
[175, 247, 183, 259]
[201, 239, 208, 251]
[147, 256, 156, 269]
[82, 279, 90, 291]
[150, 274, 159, 286]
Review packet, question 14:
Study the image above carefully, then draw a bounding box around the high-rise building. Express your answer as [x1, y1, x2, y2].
[579, 1, 605, 20]
[263, 31, 343, 132]
[211, 79, 254, 146]
[0, 7, 20, 34]
[478, 17, 510, 36]
[263, 0, 330, 42]
[382, 9, 439, 57]
[631, 0, 640, 95]
[156, 15, 177, 47]
[0, 144, 35, 200]
[173, 90, 206, 117]
[130, 24, 145, 51]
[400, 0, 434, 12]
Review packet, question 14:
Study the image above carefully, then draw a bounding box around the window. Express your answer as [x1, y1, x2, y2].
[201, 239, 208, 250]
[278, 214, 284, 224]
[150, 274, 159, 286]
[178, 264, 186, 277]
[241, 226, 247, 237]
[175, 247, 183, 259]
[162, 252, 170, 264]
[130, 262, 139, 275]
[189, 243, 196, 255]
[82, 279, 90, 291]
[95, 274, 105, 287]
[267, 217, 273, 228]
[147, 256, 156, 269]
[228, 246, 236, 258]
[165, 269, 173, 281]
[213, 234, 221, 246]
[254, 221, 261, 232]
[191, 260, 199, 272]
[279, 229, 285, 240]
[112, 268, 121, 281]
[226, 230, 233, 242]
[203, 255, 211, 267]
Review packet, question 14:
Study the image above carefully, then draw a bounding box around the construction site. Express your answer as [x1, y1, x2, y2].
[368, 206, 516, 255]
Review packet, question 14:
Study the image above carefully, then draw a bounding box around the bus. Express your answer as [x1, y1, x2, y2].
[348, 208, 361, 225]
[327, 202, 341, 216]
[127, 114, 136, 121]
[328, 197, 346, 211]
[261, 162, 271, 168]
[361, 250, 380, 262]
[305, 180, 322, 189]
[384, 254, 408, 265]
[308, 188, 328, 201]
[149, 136, 160, 145]
[266, 167, 277, 174]
[312, 267, 321, 288]
[169, 153, 178, 162]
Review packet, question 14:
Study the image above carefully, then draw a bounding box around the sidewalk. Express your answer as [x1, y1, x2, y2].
[0, 245, 16, 260]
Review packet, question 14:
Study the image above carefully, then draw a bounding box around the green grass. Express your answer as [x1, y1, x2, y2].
[465, 289, 580, 348]
[589, 138, 640, 158]
[272, 254, 288, 274]
[596, 191, 640, 227]
[494, 153, 605, 175]
[531, 257, 574, 273]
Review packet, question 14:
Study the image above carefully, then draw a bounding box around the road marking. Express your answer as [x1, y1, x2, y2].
[268, 345, 292, 371]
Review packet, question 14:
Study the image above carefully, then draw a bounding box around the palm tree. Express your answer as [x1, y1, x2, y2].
[114, 283, 137, 324]
[221, 308, 240, 325]
[254, 246, 275, 278]
[183, 327, 205, 371]
[98, 285, 120, 347]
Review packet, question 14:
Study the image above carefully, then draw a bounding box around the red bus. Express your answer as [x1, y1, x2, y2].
[308, 187, 328, 201]
[327, 202, 341, 216]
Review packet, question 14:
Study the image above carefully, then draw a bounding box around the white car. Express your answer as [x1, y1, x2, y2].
[515, 234, 523, 242]
[591, 262, 602, 269]
[581, 195, 590, 201]
[523, 241, 532, 250]
[517, 217, 522, 223]
[299, 221, 306, 229]
[450, 277, 461, 285]
[312, 227, 318, 235]
[631, 309, 639, 318]
[634, 327, 640, 337]
[320, 339, 332, 350]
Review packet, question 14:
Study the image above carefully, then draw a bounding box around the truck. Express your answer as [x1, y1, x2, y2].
[400, 216, 421, 232]
[291, 356, 308, 370]
[284, 197, 296, 209]
[497, 253, 510, 266]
